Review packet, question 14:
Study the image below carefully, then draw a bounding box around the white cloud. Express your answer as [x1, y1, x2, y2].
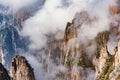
[19, 0, 118, 80]
[0, 0, 38, 11]
[21, 0, 93, 50]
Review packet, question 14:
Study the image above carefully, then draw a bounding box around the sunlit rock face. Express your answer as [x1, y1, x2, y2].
[0, 55, 35, 80]
[94, 1, 120, 79]
[98, 46, 108, 74]
[10, 55, 35, 80]
[109, 40, 120, 80]
[114, 40, 120, 67]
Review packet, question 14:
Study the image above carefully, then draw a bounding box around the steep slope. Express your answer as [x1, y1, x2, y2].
[0, 63, 10, 80]
[10, 55, 35, 80]
[0, 55, 35, 80]
[93, 1, 120, 80]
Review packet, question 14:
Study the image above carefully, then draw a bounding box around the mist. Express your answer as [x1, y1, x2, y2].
[0, 0, 39, 12]
[0, 0, 118, 80]
[21, 0, 94, 50]
[20, 0, 117, 80]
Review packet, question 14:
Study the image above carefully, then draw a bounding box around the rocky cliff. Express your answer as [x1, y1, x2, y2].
[1, 0, 120, 80]
[93, 1, 120, 80]
[0, 63, 10, 80]
[42, 0, 120, 80]
[0, 55, 35, 80]
[10, 55, 35, 80]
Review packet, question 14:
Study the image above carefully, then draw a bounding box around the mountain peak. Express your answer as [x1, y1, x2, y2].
[10, 55, 35, 80]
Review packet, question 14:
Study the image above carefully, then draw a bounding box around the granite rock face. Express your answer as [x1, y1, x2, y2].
[0, 55, 35, 80]
[10, 55, 35, 80]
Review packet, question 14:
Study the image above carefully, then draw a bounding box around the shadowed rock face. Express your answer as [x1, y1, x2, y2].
[64, 22, 77, 42]
[10, 55, 35, 80]
[0, 63, 10, 80]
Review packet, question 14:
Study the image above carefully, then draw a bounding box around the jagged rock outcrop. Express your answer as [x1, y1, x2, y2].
[94, 46, 114, 80]
[95, 31, 110, 58]
[0, 63, 10, 80]
[64, 22, 77, 42]
[108, 40, 120, 80]
[93, 1, 120, 79]
[43, 10, 96, 80]
[0, 55, 35, 80]
[94, 39, 120, 80]
[10, 55, 35, 80]
[110, 0, 120, 15]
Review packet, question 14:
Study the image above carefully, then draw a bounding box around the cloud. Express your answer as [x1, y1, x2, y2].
[76, 0, 113, 43]
[21, 0, 114, 51]
[65, 0, 114, 57]
[21, 0, 94, 50]
[19, 0, 118, 80]
[22, 52, 68, 80]
[0, 0, 38, 11]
